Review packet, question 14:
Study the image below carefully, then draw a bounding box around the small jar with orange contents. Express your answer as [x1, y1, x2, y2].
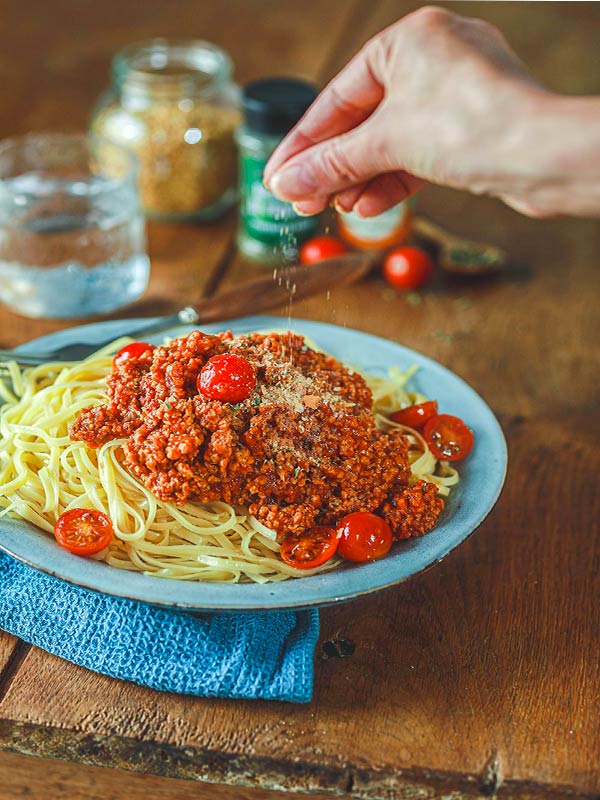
[337, 200, 412, 250]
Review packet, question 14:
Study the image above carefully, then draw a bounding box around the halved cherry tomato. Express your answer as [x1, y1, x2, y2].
[336, 511, 392, 562]
[423, 413, 474, 461]
[54, 508, 114, 556]
[280, 526, 340, 569]
[197, 353, 257, 403]
[299, 235, 347, 265]
[383, 246, 434, 291]
[389, 400, 438, 429]
[113, 341, 155, 366]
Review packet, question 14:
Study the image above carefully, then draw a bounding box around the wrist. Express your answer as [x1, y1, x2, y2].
[485, 88, 600, 216]
[439, 78, 550, 198]
[469, 83, 554, 193]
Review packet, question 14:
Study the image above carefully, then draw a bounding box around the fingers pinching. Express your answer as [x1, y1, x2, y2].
[333, 185, 368, 213]
[292, 198, 331, 217]
[264, 40, 385, 187]
[353, 172, 425, 217]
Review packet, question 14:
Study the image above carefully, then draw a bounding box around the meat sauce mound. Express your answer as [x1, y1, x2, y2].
[70, 331, 443, 539]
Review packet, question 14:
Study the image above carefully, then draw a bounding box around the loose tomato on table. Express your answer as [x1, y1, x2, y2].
[197, 353, 257, 403]
[423, 413, 474, 461]
[54, 508, 114, 556]
[382, 246, 435, 291]
[299, 235, 347, 265]
[336, 511, 393, 562]
[389, 400, 438, 429]
[113, 341, 155, 366]
[280, 526, 341, 569]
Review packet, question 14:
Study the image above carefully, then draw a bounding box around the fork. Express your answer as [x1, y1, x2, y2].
[0, 253, 372, 367]
[0, 307, 199, 366]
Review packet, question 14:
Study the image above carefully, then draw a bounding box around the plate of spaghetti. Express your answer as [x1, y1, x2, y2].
[0, 315, 506, 610]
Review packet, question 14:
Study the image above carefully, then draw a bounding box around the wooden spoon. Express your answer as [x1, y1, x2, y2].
[191, 252, 374, 324]
[411, 216, 509, 275]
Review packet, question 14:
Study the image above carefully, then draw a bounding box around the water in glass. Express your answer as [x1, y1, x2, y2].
[0, 133, 149, 319]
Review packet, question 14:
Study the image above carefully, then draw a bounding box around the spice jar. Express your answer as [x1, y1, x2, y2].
[236, 78, 320, 264]
[337, 201, 412, 250]
[91, 39, 241, 221]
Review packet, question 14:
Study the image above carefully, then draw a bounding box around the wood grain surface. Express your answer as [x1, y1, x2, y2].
[0, 749, 339, 800]
[0, 2, 599, 800]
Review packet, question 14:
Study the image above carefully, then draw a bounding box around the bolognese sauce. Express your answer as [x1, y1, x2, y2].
[70, 331, 443, 540]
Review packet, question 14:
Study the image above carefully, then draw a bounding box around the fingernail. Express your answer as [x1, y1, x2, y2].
[292, 203, 312, 217]
[270, 164, 316, 201]
[333, 197, 349, 214]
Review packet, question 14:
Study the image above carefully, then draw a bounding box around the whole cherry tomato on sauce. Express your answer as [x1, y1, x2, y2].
[299, 235, 347, 265]
[389, 400, 438, 430]
[423, 413, 474, 461]
[336, 511, 393, 562]
[383, 246, 434, 291]
[54, 508, 114, 556]
[280, 526, 341, 569]
[198, 353, 257, 403]
[113, 341, 155, 367]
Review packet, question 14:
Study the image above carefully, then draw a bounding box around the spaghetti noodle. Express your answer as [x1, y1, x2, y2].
[0, 333, 458, 583]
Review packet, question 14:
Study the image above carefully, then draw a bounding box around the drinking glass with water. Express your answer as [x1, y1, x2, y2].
[0, 132, 149, 319]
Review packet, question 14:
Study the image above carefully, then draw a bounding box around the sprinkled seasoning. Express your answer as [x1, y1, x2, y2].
[406, 291, 422, 306]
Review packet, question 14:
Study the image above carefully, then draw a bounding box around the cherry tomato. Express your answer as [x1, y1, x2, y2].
[197, 353, 257, 403]
[383, 246, 434, 291]
[113, 341, 155, 366]
[389, 400, 438, 430]
[299, 235, 347, 265]
[280, 526, 340, 569]
[423, 413, 474, 461]
[54, 508, 114, 556]
[336, 512, 392, 563]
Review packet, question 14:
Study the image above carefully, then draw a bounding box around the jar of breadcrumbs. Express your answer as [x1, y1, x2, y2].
[91, 39, 241, 221]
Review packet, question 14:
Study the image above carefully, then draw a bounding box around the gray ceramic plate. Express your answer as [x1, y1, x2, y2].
[0, 315, 507, 611]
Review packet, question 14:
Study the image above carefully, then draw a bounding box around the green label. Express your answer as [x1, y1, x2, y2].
[240, 154, 318, 245]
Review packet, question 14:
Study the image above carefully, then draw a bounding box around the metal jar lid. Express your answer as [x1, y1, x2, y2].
[242, 77, 318, 136]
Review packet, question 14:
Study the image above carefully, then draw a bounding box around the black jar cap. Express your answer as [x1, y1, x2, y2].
[242, 78, 319, 136]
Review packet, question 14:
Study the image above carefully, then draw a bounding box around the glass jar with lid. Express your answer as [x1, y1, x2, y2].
[91, 39, 242, 221]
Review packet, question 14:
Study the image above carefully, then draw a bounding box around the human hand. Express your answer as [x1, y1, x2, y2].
[263, 6, 552, 218]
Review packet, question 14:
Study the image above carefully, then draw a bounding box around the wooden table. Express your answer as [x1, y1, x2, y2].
[1, 2, 599, 798]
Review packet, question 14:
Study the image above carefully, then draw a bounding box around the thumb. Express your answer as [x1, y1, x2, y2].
[269, 109, 397, 202]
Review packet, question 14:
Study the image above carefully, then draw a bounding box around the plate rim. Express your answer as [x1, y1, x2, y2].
[0, 314, 508, 612]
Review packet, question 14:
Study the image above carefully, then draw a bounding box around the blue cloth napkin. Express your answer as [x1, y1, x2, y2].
[0, 552, 319, 702]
